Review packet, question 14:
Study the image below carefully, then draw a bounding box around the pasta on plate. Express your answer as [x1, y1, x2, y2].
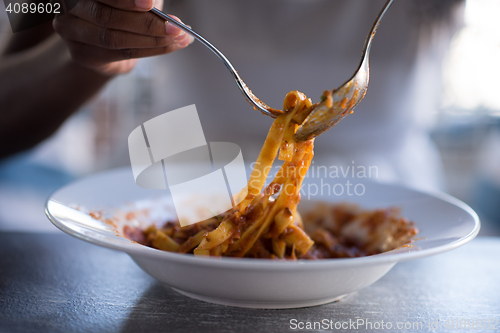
[122, 91, 419, 259]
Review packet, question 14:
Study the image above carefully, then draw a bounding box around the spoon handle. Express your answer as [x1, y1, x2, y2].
[150, 8, 278, 117]
[150, 8, 230, 68]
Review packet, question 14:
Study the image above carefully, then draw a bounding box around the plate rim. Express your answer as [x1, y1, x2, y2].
[45, 168, 481, 271]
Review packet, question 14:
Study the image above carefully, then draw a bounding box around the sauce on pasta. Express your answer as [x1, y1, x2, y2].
[122, 91, 418, 259]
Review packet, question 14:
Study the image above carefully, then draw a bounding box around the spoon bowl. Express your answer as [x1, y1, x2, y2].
[151, 0, 395, 140]
[294, 0, 394, 141]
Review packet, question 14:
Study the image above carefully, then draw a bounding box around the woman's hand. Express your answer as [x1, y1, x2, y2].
[53, 0, 193, 76]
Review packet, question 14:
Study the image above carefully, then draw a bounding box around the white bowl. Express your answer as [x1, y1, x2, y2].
[45, 168, 480, 309]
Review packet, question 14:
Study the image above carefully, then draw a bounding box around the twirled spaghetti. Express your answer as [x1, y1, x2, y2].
[123, 91, 418, 259]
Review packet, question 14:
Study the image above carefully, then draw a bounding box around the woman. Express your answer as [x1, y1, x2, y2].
[0, 0, 462, 228]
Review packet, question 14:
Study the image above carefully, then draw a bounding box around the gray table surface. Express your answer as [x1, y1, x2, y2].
[0, 233, 499, 333]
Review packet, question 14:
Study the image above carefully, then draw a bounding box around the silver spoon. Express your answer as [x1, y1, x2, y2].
[294, 0, 395, 141]
[150, 0, 395, 140]
[150, 7, 282, 118]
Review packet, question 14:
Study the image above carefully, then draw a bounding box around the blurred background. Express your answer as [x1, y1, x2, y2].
[433, 0, 500, 235]
[0, 0, 499, 235]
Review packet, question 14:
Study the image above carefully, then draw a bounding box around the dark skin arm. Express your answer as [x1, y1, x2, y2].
[0, 23, 111, 159]
[0, 0, 192, 159]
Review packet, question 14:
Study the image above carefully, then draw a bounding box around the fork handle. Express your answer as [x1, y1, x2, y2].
[150, 8, 232, 72]
[149, 8, 279, 117]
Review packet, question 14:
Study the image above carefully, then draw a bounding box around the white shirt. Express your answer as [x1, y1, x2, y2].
[138, 0, 452, 190]
[0, 0, 458, 231]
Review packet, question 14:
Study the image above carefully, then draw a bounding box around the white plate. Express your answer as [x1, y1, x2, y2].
[45, 167, 480, 309]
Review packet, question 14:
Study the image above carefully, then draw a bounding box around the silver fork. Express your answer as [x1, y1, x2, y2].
[150, 0, 395, 141]
[150, 8, 282, 118]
